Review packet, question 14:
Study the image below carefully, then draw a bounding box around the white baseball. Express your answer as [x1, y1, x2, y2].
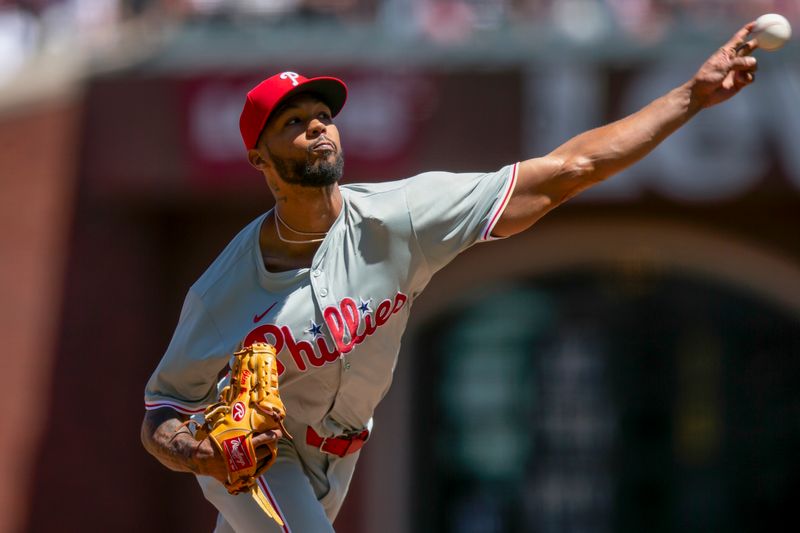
[751, 14, 792, 51]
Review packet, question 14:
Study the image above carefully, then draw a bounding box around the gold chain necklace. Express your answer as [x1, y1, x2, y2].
[273, 209, 328, 244]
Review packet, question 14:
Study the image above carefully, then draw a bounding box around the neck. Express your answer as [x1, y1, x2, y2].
[272, 181, 343, 234]
[260, 179, 343, 272]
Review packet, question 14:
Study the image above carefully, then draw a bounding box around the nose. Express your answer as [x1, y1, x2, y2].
[308, 118, 326, 137]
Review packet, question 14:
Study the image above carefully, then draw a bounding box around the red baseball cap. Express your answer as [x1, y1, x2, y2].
[239, 71, 348, 150]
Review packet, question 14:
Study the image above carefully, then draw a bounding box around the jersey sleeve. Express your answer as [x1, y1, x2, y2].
[404, 163, 518, 273]
[143, 289, 229, 415]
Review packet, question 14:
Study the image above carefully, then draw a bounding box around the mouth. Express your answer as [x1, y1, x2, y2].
[310, 139, 336, 153]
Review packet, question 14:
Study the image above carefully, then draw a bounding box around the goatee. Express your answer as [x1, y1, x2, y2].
[271, 149, 344, 188]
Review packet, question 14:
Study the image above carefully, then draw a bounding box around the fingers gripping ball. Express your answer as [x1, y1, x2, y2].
[196, 342, 290, 525]
[751, 14, 792, 51]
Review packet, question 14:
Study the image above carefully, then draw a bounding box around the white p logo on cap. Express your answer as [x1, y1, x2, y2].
[280, 72, 300, 86]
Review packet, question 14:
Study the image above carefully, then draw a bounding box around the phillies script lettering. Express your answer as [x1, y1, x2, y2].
[244, 293, 407, 376]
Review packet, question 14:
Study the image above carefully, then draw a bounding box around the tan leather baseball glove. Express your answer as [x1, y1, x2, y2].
[195, 342, 290, 526]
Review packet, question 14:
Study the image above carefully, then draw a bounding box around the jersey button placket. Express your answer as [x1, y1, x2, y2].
[310, 265, 347, 372]
[310, 268, 330, 303]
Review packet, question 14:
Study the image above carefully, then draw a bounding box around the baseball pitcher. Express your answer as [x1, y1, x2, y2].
[141, 23, 761, 532]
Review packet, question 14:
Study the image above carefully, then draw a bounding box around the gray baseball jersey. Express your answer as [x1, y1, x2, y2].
[144, 163, 519, 531]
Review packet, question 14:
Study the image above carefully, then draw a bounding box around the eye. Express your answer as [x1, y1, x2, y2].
[318, 111, 332, 121]
[284, 116, 301, 127]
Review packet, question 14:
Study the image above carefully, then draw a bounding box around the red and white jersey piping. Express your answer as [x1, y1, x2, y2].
[480, 162, 519, 241]
[258, 477, 292, 532]
[144, 400, 207, 415]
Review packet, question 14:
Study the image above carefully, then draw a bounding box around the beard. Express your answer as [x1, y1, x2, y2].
[270, 148, 344, 188]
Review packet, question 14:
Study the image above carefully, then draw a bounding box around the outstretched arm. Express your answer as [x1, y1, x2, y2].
[493, 22, 759, 237]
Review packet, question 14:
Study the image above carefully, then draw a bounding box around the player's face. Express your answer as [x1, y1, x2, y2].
[258, 94, 344, 188]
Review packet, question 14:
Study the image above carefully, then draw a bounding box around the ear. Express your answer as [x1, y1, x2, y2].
[247, 148, 270, 171]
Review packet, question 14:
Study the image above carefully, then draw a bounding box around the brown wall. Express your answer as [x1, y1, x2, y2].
[0, 99, 80, 533]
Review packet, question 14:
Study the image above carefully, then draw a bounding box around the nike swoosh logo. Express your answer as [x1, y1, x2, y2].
[253, 302, 277, 323]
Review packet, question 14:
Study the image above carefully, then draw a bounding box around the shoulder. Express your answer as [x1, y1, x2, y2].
[191, 214, 266, 298]
[341, 172, 454, 204]
[339, 180, 422, 237]
[341, 179, 409, 197]
[340, 179, 412, 215]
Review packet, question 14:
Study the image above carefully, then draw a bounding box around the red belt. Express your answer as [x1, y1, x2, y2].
[306, 426, 369, 457]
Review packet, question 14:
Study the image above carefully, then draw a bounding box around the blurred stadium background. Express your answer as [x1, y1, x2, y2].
[2, 0, 800, 532]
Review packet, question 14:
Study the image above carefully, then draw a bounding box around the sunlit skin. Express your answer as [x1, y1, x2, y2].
[493, 22, 759, 237]
[246, 94, 345, 272]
